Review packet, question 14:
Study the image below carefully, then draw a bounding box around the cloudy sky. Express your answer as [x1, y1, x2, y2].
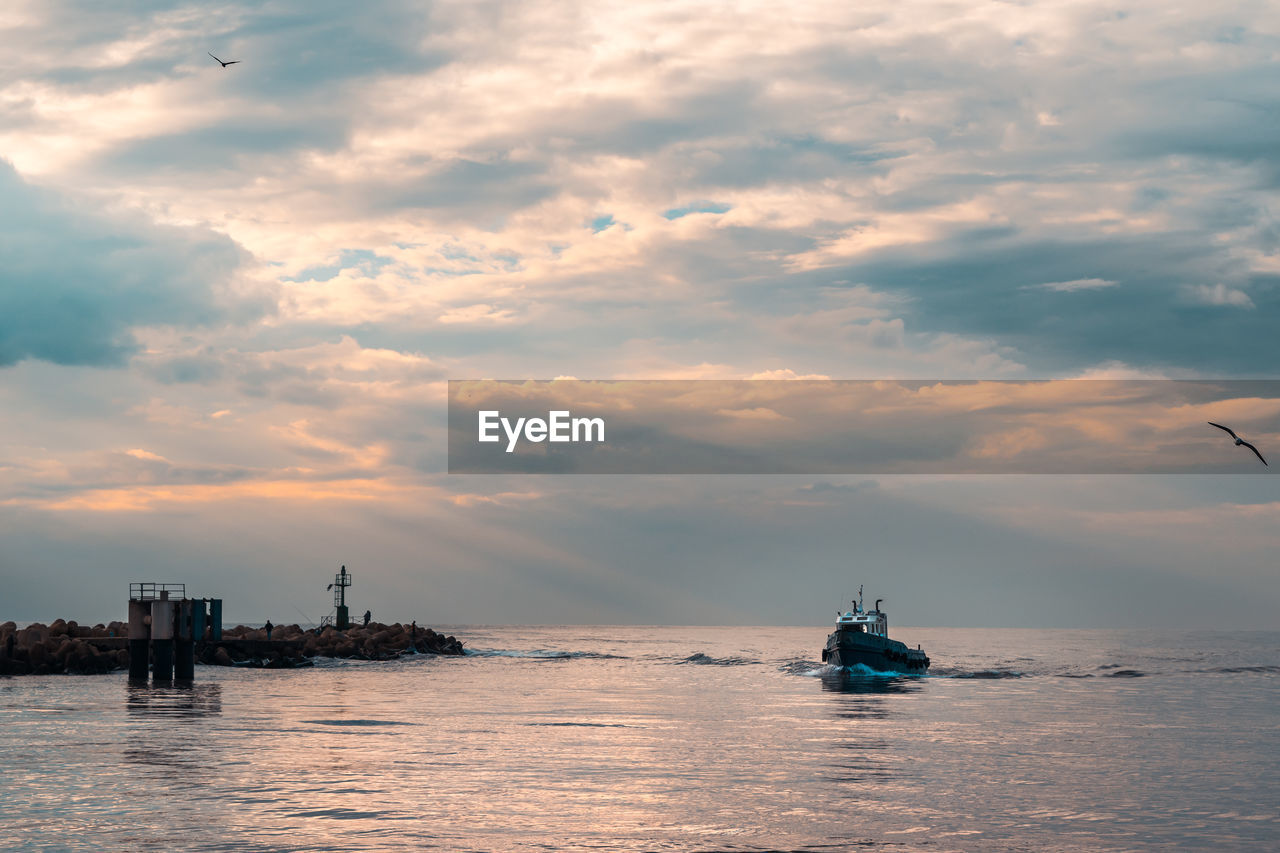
[1, 0, 1277, 627]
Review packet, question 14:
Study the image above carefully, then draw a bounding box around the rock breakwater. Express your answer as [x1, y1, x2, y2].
[0, 619, 464, 675]
[208, 622, 465, 668]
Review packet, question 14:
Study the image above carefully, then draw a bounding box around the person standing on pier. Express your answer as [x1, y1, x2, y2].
[264, 620, 274, 640]
[363, 610, 371, 627]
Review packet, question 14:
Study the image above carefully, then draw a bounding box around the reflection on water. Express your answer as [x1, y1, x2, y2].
[126, 682, 223, 719]
[124, 683, 223, 773]
[817, 673, 919, 786]
[819, 671, 923, 696]
[0, 627, 1277, 852]
[823, 737, 895, 785]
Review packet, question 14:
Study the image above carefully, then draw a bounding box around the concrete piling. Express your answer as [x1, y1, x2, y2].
[127, 599, 151, 681]
[150, 596, 175, 680]
[192, 600, 207, 642]
[209, 598, 223, 641]
[174, 599, 196, 681]
[127, 584, 223, 682]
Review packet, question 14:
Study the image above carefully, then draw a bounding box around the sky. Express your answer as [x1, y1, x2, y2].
[1, 0, 1277, 627]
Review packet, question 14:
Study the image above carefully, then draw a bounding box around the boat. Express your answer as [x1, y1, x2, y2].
[821, 586, 929, 674]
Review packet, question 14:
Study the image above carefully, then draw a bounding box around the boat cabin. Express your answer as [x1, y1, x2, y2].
[835, 600, 887, 637]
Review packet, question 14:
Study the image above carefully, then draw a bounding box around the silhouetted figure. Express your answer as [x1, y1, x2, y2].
[264, 620, 274, 640]
[362, 610, 371, 627]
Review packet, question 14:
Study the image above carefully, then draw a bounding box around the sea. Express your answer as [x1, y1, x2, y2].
[1, 626, 1277, 852]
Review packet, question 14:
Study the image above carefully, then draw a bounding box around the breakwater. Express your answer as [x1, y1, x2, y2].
[0, 620, 464, 675]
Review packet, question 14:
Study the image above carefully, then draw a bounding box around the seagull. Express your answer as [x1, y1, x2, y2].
[1208, 422, 1268, 466]
[208, 52, 241, 68]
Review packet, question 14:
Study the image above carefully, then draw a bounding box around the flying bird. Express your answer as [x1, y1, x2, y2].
[208, 52, 241, 67]
[1208, 422, 1268, 466]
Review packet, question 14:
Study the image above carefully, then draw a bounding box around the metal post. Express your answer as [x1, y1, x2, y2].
[127, 599, 151, 681]
[151, 598, 175, 681]
[209, 599, 223, 640]
[192, 600, 207, 642]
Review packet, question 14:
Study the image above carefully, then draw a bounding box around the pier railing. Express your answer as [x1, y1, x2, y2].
[129, 582, 187, 601]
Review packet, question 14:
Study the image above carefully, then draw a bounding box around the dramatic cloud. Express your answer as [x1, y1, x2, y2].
[2, 0, 1277, 624]
[7, 0, 1276, 378]
[0, 160, 257, 366]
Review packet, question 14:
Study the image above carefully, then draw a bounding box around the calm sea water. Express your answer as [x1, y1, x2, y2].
[1, 626, 1277, 852]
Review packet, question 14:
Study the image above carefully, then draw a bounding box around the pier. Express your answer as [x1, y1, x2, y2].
[0, 573, 464, 676]
[127, 582, 223, 681]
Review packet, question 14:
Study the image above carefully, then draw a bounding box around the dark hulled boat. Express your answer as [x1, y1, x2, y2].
[821, 589, 929, 674]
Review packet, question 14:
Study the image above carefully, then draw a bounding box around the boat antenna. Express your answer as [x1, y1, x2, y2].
[858, 584, 863, 611]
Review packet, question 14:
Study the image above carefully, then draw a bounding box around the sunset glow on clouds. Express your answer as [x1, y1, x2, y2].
[1, 0, 1277, 626]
